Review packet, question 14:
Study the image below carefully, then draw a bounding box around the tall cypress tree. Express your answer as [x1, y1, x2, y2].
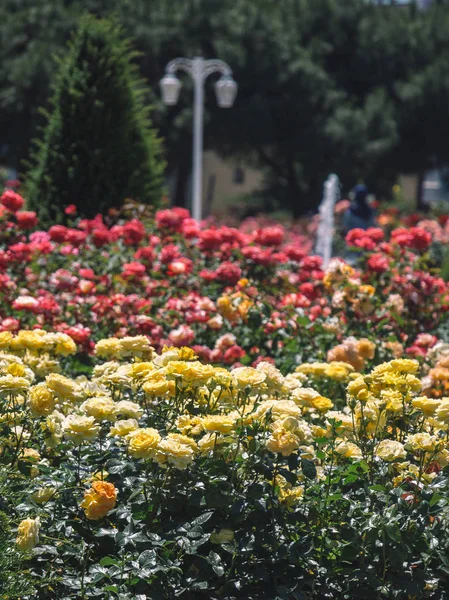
[25, 15, 165, 219]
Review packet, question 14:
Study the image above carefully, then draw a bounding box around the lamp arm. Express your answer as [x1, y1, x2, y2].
[165, 58, 195, 77]
[203, 59, 233, 80]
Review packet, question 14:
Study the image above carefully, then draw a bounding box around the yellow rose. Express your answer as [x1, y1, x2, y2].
[0, 331, 13, 349]
[198, 432, 227, 453]
[127, 427, 161, 459]
[53, 333, 77, 356]
[81, 397, 117, 421]
[109, 419, 139, 437]
[142, 371, 172, 396]
[210, 528, 234, 544]
[62, 415, 99, 444]
[335, 440, 363, 460]
[296, 362, 328, 377]
[115, 400, 143, 419]
[19, 448, 41, 462]
[266, 428, 300, 456]
[128, 362, 156, 380]
[155, 434, 197, 470]
[347, 377, 368, 397]
[175, 414, 203, 435]
[255, 362, 284, 391]
[46, 373, 79, 402]
[202, 414, 235, 434]
[390, 359, 419, 374]
[118, 336, 155, 359]
[231, 366, 266, 389]
[412, 396, 441, 417]
[376, 440, 407, 462]
[32, 487, 57, 504]
[164, 361, 216, 385]
[28, 383, 56, 417]
[405, 433, 439, 453]
[81, 481, 117, 520]
[0, 374, 30, 395]
[16, 517, 40, 550]
[95, 338, 122, 359]
[435, 398, 449, 423]
[311, 396, 334, 413]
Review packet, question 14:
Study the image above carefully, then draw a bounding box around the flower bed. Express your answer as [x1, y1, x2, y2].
[2, 191, 449, 598]
[2, 331, 449, 598]
[0, 192, 448, 376]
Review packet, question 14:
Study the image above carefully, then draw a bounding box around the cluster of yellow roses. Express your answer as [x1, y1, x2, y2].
[3, 330, 449, 551]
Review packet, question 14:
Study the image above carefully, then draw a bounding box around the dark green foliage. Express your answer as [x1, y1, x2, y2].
[25, 15, 165, 219]
[0, 471, 35, 599]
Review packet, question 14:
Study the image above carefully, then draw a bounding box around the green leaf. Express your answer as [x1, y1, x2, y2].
[301, 458, 317, 480]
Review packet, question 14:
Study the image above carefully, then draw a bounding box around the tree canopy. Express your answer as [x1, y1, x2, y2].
[1, 0, 449, 213]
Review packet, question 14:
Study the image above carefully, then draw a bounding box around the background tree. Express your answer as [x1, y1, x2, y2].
[25, 15, 165, 219]
[2, 0, 449, 215]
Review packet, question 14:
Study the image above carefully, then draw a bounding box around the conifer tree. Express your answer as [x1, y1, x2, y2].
[25, 15, 165, 219]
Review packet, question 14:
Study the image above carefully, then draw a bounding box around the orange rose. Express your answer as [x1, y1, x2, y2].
[81, 481, 117, 520]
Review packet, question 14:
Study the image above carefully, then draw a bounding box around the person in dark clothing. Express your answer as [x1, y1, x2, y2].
[343, 184, 376, 234]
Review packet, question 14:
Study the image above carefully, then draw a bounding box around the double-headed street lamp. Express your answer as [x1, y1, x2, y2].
[160, 57, 238, 222]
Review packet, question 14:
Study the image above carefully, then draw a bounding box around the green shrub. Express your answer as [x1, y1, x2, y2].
[25, 15, 165, 220]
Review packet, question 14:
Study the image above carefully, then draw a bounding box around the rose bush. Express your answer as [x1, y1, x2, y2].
[0, 332, 448, 599]
[0, 192, 448, 378]
[2, 190, 449, 598]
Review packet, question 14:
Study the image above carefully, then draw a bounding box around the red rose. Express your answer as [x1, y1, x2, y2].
[215, 262, 242, 284]
[49, 225, 69, 243]
[1, 190, 25, 212]
[65, 204, 77, 216]
[122, 262, 146, 279]
[16, 211, 38, 229]
[366, 253, 389, 273]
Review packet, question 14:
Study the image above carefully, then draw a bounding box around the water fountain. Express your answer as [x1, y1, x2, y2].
[315, 173, 340, 269]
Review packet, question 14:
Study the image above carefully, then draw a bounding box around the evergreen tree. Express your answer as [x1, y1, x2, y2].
[25, 15, 165, 219]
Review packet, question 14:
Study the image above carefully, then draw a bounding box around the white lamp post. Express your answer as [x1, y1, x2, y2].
[160, 57, 237, 222]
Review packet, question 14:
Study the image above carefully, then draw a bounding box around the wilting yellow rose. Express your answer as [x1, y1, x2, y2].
[376, 440, 407, 462]
[210, 528, 234, 544]
[32, 487, 57, 504]
[202, 415, 235, 434]
[16, 517, 40, 550]
[81, 481, 117, 520]
[19, 448, 41, 463]
[127, 427, 161, 459]
[232, 367, 266, 389]
[109, 419, 139, 437]
[62, 415, 99, 444]
[81, 396, 117, 421]
[266, 428, 300, 456]
[28, 383, 56, 417]
[155, 434, 197, 470]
